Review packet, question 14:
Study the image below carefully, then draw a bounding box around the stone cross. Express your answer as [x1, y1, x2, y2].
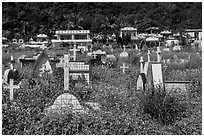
[70, 44, 80, 61]
[163, 62, 168, 72]
[147, 50, 151, 62]
[157, 47, 161, 62]
[92, 52, 97, 59]
[120, 63, 129, 74]
[56, 54, 70, 90]
[140, 56, 144, 73]
[3, 56, 20, 101]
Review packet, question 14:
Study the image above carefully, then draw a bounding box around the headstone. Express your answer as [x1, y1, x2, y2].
[136, 73, 146, 91]
[120, 63, 129, 74]
[120, 46, 129, 58]
[151, 63, 163, 88]
[69, 61, 91, 85]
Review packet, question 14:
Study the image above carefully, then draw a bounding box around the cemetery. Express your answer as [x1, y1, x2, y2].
[2, 2, 202, 135]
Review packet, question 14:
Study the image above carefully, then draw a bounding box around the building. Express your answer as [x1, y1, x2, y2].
[52, 30, 92, 47]
[120, 27, 138, 40]
[185, 29, 202, 40]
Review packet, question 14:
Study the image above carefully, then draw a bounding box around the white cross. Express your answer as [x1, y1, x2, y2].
[70, 44, 80, 61]
[163, 63, 168, 72]
[156, 47, 161, 62]
[92, 52, 97, 59]
[147, 50, 151, 62]
[56, 54, 70, 90]
[4, 79, 20, 101]
[120, 63, 129, 74]
[3, 56, 20, 101]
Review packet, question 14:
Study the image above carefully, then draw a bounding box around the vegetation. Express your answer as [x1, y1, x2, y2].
[2, 2, 202, 41]
[2, 47, 202, 134]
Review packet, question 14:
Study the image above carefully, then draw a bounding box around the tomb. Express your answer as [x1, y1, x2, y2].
[56, 54, 92, 90]
[137, 47, 164, 90]
[137, 47, 190, 94]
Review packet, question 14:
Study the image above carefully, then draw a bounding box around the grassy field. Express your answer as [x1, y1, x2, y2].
[2, 45, 202, 135]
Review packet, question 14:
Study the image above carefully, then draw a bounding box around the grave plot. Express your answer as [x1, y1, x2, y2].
[136, 47, 191, 94]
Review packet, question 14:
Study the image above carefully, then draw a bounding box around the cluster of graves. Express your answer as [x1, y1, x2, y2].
[2, 44, 193, 115]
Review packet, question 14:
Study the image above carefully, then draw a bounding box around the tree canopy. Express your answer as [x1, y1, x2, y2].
[2, 2, 202, 40]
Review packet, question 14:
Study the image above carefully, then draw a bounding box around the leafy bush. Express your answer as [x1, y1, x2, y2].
[136, 87, 188, 125]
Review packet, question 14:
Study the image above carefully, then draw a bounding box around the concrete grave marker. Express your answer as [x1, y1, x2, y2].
[119, 45, 129, 58]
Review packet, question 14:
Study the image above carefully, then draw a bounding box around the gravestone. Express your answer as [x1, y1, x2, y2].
[119, 45, 129, 58]
[137, 56, 147, 90]
[56, 54, 92, 89]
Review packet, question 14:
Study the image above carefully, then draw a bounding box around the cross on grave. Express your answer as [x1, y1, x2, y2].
[70, 44, 80, 61]
[92, 52, 97, 59]
[3, 56, 20, 101]
[120, 63, 129, 74]
[56, 54, 70, 90]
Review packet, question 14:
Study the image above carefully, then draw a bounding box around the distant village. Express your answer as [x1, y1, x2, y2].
[2, 26, 202, 52]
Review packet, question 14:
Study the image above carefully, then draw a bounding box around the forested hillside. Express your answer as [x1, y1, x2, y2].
[2, 2, 202, 40]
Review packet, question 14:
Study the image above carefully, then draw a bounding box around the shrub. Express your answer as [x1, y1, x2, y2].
[136, 87, 188, 125]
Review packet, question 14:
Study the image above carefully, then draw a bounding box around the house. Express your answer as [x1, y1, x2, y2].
[52, 30, 92, 49]
[120, 27, 138, 40]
